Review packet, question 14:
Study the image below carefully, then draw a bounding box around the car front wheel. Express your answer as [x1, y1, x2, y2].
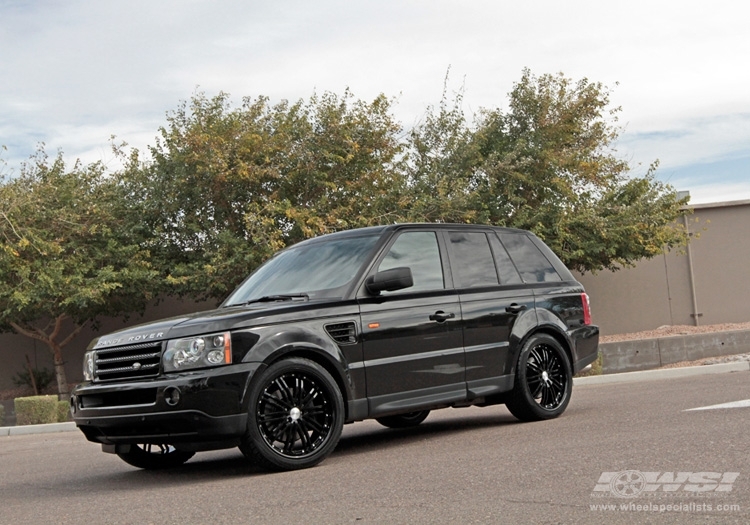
[505, 334, 572, 422]
[240, 358, 344, 471]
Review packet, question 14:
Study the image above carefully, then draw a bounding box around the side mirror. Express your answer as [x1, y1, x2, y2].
[365, 267, 414, 295]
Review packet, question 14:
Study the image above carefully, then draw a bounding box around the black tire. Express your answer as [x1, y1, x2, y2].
[505, 334, 572, 422]
[376, 410, 430, 429]
[240, 358, 344, 471]
[116, 444, 195, 470]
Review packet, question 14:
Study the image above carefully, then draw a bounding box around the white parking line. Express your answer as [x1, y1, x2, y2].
[685, 399, 750, 411]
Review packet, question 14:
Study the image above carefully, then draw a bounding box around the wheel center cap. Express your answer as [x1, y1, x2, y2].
[541, 371, 550, 383]
[289, 407, 302, 421]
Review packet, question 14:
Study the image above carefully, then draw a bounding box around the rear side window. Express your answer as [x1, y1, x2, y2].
[447, 232, 499, 288]
[378, 231, 444, 293]
[488, 235, 523, 285]
[497, 233, 562, 283]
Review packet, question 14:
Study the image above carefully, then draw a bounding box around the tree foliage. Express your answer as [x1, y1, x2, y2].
[0, 71, 690, 392]
[121, 90, 406, 300]
[120, 70, 688, 296]
[0, 150, 158, 395]
[403, 69, 689, 271]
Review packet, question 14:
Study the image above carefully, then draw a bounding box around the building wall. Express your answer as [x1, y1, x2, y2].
[577, 199, 750, 335]
[688, 203, 750, 325]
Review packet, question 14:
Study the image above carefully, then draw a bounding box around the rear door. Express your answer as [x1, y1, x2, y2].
[445, 230, 534, 398]
[359, 229, 465, 417]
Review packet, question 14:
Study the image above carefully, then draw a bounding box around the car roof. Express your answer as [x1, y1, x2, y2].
[292, 223, 532, 248]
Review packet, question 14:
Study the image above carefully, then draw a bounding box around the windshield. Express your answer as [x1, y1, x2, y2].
[224, 234, 380, 305]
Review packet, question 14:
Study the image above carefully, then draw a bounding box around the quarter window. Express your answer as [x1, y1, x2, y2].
[497, 233, 562, 283]
[488, 235, 523, 285]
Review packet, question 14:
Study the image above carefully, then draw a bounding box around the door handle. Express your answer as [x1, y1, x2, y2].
[505, 303, 527, 314]
[429, 311, 456, 323]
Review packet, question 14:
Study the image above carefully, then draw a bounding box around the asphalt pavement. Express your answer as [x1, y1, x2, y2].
[2, 369, 749, 524]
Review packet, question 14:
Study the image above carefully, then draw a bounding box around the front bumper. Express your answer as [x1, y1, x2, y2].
[70, 362, 262, 446]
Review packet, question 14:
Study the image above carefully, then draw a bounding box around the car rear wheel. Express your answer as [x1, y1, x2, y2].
[240, 358, 344, 471]
[116, 444, 195, 469]
[505, 334, 572, 422]
[376, 410, 430, 429]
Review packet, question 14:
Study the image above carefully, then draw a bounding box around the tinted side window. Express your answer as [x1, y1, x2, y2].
[488, 234, 523, 285]
[378, 231, 444, 293]
[497, 233, 562, 283]
[448, 232, 499, 288]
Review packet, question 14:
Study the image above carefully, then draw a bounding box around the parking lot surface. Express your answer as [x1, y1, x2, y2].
[1, 371, 749, 524]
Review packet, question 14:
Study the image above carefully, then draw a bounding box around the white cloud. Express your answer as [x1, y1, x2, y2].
[685, 181, 750, 205]
[618, 113, 750, 170]
[1, 0, 748, 202]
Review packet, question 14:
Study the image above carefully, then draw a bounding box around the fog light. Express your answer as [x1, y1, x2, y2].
[164, 387, 181, 406]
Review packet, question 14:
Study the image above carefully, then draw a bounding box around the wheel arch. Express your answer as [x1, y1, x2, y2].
[509, 318, 575, 376]
[240, 343, 353, 425]
[530, 327, 574, 367]
[265, 345, 353, 419]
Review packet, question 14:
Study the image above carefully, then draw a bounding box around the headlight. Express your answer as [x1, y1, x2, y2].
[82, 351, 95, 381]
[163, 332, 232, 372]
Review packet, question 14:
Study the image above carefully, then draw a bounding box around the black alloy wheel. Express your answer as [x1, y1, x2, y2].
[505, 334, 572, 421]
[116, 443, 195, 469]
[240, 358, 344, 471]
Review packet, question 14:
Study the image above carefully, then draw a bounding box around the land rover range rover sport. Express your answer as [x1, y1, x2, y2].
[71, 223, 599, 471]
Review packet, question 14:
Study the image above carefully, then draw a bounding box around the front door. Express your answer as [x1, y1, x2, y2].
[359, 230, 465, 417]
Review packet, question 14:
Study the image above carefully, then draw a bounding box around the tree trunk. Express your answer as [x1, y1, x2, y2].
[10, 315, 87, 400]
[50, 340, 69, 399]
[25, 354, 39, 395]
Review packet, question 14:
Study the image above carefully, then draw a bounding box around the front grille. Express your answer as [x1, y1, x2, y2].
[325, 322, 357, 345]
[94, 342, 163, 381]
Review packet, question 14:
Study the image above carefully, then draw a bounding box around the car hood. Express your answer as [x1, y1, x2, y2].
[88, 299, 356, 350]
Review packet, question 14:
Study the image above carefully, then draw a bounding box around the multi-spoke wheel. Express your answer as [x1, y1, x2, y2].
[376, 410, 430, 429]
[240, 358, 344, 471]
[116, 444, 194, 469]
[505, 334, 572, 421]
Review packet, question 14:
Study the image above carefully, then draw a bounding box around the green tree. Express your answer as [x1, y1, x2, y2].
[402, 79, 482, 223]
[405, 69, 688, 271]
[122, 90, 405, 301]
[0, 150, 158, 396]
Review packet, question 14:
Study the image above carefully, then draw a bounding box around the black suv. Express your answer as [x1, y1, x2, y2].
[71, 224, 598, 471]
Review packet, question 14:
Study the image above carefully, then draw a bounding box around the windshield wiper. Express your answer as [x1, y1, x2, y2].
[225, 294, 309, 307]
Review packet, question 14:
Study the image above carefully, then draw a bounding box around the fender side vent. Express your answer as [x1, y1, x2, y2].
[325, 322, 357, 345]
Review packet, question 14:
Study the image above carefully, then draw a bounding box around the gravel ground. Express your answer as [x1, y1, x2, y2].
[600, 320, 750, 369]
[600, 320, 750, 343]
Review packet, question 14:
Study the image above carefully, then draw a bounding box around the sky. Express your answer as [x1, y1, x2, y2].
[1, 0, 748, 205]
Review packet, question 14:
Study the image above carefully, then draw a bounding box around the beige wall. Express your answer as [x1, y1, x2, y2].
[577, 199, 750, 335]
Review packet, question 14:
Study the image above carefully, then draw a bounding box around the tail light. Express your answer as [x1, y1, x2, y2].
[581, 293, 592, 325]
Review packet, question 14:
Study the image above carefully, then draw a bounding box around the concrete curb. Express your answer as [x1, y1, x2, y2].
[0, 421, 77, 437]
[599, 329, 750, 374]
[574, 360, 750, 386]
